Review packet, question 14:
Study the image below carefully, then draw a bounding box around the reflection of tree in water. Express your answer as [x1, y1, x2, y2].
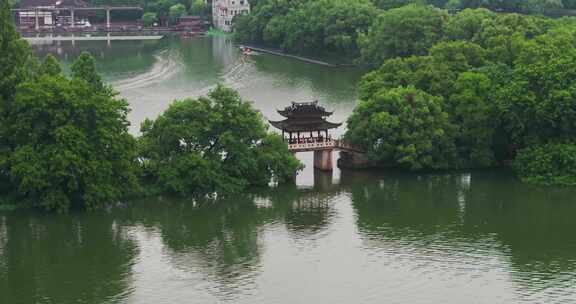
[124, 185, 340, 291]
[0, 211, 138, 304]
[125, 195, 264, 286]
[343, 169, 466, 238]
[343, 169, 576, 291]
[463, 171, 576, 287]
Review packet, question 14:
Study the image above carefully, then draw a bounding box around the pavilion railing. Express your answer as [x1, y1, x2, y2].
[288, 138, 335, 151]
[286, 137, 365, 153]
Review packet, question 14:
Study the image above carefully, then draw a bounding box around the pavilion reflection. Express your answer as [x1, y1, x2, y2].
[0, 211, 138, 304]
[260, 183, 339, 237]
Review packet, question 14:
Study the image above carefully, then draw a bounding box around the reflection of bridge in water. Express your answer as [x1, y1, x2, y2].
[269, 101, 365, 171]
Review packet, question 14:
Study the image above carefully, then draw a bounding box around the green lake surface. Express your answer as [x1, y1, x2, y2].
[1, 36, 576, 304]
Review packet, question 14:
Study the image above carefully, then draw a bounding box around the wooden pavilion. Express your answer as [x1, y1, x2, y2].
[269, 101, 343, 171]
[269, 101, 342, 144]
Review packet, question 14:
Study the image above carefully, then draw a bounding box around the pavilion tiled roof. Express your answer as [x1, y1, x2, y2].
[277, 101, 333, 118]
[269, 101, 341, 132]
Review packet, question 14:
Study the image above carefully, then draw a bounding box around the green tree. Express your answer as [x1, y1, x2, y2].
[169, 3, 186, 24]
[139, 85, 301, 195]
[514, 143, 576, 185]
[447, 71, 497, 167]
[261, 0, 377, 58]
[494, 31, 576, 147]
[358, 55, 453, 99]
[39, 54, 62, 76]
[444, 8, 496, 41]
[234, 0, 314, 46]
[346, 86, 457, 170]
[71, 52, 105, 92]
[190, 0, 207, 15]
[0, 0, 37, 195]
[431, 40, 486, 67]
[358, 41, 486, 100]
[358, 4, 447, 66]
[7, 69, 139, 211]
[146, 0, 176, 14]
[142, 12, 158, 27]
[474, 13, 555, 64]
[0, 0, 35, 109]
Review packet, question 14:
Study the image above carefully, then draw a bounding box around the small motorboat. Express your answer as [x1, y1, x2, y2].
[240, 46, 253, 56]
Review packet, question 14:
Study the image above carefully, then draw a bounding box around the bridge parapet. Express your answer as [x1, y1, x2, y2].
[334, 139, 364, 153]
[287, 138, 364, 153]
[288, 139, 335, 152]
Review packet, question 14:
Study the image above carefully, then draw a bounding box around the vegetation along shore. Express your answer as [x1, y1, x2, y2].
[236, 0, 576, 185]
[2, 0, 576, 212]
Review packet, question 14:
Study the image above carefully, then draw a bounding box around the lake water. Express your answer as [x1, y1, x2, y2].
[1, 36, 576, 304]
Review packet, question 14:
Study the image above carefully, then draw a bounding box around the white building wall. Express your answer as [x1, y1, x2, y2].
[212, 0, 250, 32]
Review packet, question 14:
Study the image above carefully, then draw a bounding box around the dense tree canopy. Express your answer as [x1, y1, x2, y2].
[374, 0, 573, 12]
[0, 0, 35, 108]
[236, 0, 376, 59]
[5, 53, 140, 211]
[0, 0, 37, 195]
[139, 85, 302, 196]
[514, 143, 576, 185]
[444, 8, 496, 41]
[7, 53, 137, 210]
[71, 52, 106, 92]
[0, 3, 300, 210]
[236, 0, 576, 65]
[346, 86, 457, 170]
[346, 8, 576, 178]
[358, 4, 447, 65]
[142, 12, 158, 27]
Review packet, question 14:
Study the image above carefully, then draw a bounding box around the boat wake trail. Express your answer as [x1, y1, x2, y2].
[113, 50, 181, 91]
[192, 56, 255, 97]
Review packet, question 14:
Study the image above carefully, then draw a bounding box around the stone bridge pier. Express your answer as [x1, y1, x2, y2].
[314, 149, 333, 171]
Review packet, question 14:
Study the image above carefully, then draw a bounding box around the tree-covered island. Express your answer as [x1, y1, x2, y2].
[234, 0, 576, 186]
[3, 0, 576, 212]
[0, 1, 301, 211]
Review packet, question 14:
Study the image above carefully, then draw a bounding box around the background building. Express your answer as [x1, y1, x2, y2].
[212, 0, 249, 32]
[17, 0, 89, 28]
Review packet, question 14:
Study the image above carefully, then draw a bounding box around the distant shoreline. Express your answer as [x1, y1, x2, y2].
[23, 35, 164, 43]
